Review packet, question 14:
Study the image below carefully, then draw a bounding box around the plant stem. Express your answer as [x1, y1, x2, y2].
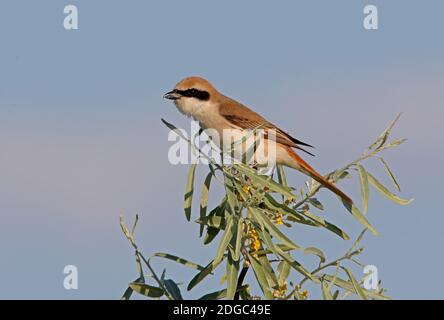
[234, 266, 249, 300]
[297, 249, 362, 287]
[293, 144, 395, 209]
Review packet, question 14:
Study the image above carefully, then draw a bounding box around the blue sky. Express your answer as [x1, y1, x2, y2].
[0, 0, 443, 299]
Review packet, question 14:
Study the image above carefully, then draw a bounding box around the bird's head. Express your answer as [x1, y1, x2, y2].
[164, 76, 218, 118]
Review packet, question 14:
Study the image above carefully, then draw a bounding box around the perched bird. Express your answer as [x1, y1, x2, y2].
[164, 76, 352, 204]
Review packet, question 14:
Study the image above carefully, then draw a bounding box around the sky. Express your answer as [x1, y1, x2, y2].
[0, 0, 443, 299]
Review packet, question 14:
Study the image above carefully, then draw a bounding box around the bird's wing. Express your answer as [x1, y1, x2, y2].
[219, 98, 315, 156]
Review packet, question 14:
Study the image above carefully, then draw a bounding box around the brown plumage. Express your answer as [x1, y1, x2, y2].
[164, 76, 353, 205]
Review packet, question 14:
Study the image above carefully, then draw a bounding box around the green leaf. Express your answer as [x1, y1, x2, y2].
[164, 279, 183, 300]
[202, 198, 227, 244]
[226, 253, 240, 300]
[130, 214, 139, 236]
[258, 253, 279, 289]
[341, 199, 378, 236]
[250, 208, 301, 250]
[332, 290, 339, 300]
[379, 157, 401, 192]
[308, 198, 324, 211]
[262, 194, 349, 240]
[276, 165, 288, 187]
[121, 286, 133, 300]
[303, 247, 326, 264]
[327, 265, 341, 292]
[367, 172, 413, 205]
[276, 165, 289, 202]
[204, 227, 221, 245]
[196, 215, 225, 229]
[203, 200, 226, 244]
[188, 258, 223, 291]
[225, 180, 241, 214]
[248, 253, 274, 299]
[153, 253, 205, 271]
[198, 285, 248, 300]
[119, 216, 134, 245]
[277, 261, 291, 288]
[348, 229, 367, 254]
[357, 164, 370, 214]
[129, 282, 164, 298]
[134, 253, 145, 282]
[214, 215, 234, 265]
[298, 209, 350, 240]
[368, 113, 402, 150]
[386, 138, 407, 148]
[261, 230, 316, 283]
[232, 217, 243, 261]
[255, 244, 296, 257]
[184, 163, 197, 221]
[321, 281, 333, 300]
[341, 267, 367, 300]
[234, 164, 294, 199]
[242, 133, 262, 165]
[263, 194, 305, 222]
[323, 275, 390, 300]
[161, 118, 188, 140]
[199, 172, 213, 236]
[198, 289, 227, 300]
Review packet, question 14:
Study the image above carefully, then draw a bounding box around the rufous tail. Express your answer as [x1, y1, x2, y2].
[285, 147, 353, 204]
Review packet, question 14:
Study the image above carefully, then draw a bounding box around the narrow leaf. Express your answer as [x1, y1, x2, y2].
[164, 279, 183, 300]
[226, 253, 240, 300]
[341, 200, 378, 236]
[298, 209, 350, 240]
[184, 163, 197, 221]
[248, 253, 274, 299]
[276, 165, 288, 187]
[261, 230, 316, 282]
[323, 275, 390, 300]
[204, 227, 221, 245]
[188, 259, 223, 291]
[367, 172, 413, 205]
[129, 282, 164, 298]
[250, 208, 301, 250]
[341, 267, 367, 300]
[235, 164, 294, 199]
[321, 281, 333, 300]
[198, 285, 248, 300]
[357, 164, 370, 214]
[308, 198, 324, 211]
[214, 215, 234, 265]
[199, 172, 213, 236]
[303, 247, 326, 264]
[368, 113, 402, 150]
[153, 253, 205, 271]
[233, 217, 243, 261]
[121, 287, 133, 300]
[379, 157, 401, 192]
[277, 261, 291, 288]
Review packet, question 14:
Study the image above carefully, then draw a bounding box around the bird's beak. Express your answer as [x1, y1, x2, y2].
[163, 90, 181, 100]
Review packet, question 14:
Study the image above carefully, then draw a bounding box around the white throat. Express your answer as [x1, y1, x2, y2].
[174, 99, 213, 122]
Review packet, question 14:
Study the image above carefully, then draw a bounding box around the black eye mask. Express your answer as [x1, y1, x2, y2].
[175, 88, 210, 101]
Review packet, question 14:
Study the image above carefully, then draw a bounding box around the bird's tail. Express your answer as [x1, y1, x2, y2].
[285, 147, 353, 205]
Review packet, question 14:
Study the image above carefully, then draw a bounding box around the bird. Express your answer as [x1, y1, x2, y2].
[163, 76, 352, 204]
